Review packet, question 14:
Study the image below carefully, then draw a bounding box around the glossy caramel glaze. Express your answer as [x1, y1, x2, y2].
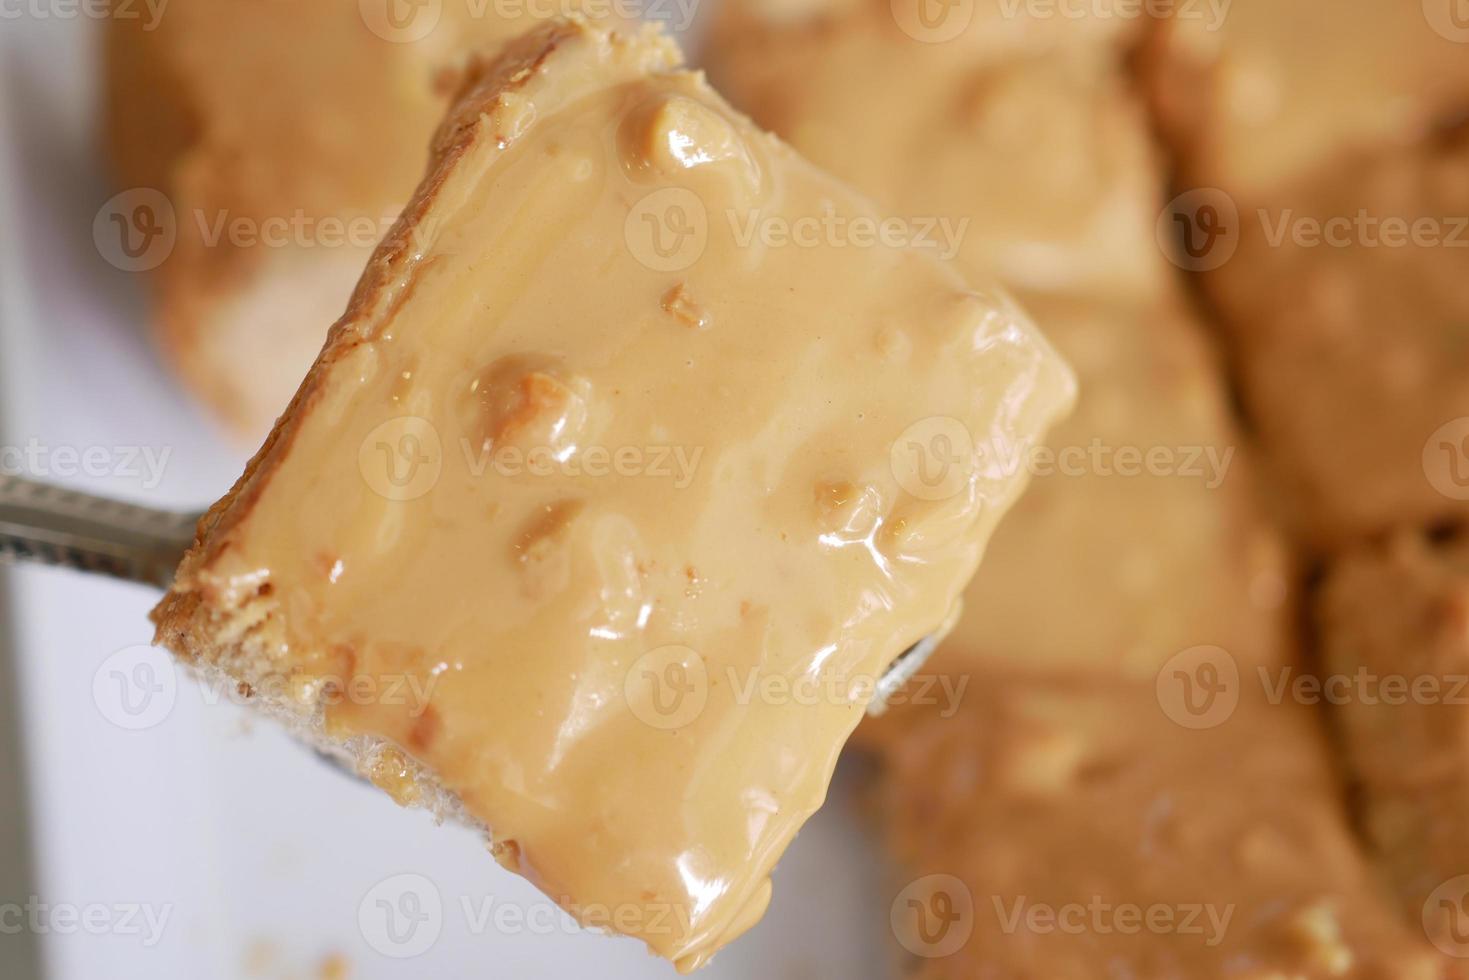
[152, 19, 1073, 969]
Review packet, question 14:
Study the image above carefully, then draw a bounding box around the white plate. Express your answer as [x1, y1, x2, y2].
[0, 13, 889, 980]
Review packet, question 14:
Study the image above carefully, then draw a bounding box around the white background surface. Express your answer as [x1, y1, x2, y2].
[0, 13, 891, 980]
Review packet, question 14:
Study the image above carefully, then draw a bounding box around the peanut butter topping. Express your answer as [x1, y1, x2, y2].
[155, 20, 1073, 970]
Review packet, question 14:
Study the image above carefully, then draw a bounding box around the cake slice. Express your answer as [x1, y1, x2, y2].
[1195, 129, 1469, 546]
[705, 0, 1169, 299]
[1141, 0, 1469, 200]
[150, 19, 1073, 970]
[873, 673, 1451, 978]
[928, 288, 1291, 683]
[1319, 526, 1469, 953]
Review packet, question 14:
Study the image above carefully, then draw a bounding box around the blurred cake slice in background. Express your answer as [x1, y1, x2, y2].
[703, 4, 1456, 975]
[1142, 0, 1469, 201]
[873, 674, 1452, 979]
[1140, 0, 1469, 960]
[705, 0, 1168, 299]
[1320, 525, 1469, 956]
[103, 0, 624, 441]
[1192, 128, 1469, 547]
[933, 288, 1291, 684]
[706, 0, 1293, 689]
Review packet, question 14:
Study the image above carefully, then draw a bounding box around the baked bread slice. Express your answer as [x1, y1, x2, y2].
[103, 0, 624, 441]
[150, 18, 1073, 969]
